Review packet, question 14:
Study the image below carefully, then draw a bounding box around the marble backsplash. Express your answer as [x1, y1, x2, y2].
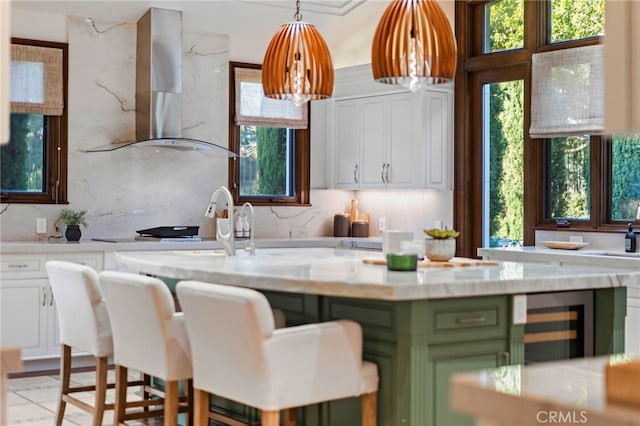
[1, 14, 453, 242]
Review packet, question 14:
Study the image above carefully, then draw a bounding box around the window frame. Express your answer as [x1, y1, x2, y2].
[1, 38, 68, 204]
[455, 0, 608, 257]
[228, 61, 310, 207]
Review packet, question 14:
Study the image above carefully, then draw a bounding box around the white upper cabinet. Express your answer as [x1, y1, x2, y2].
[328, 65, 453, 190]
[423, 89, 453, 190]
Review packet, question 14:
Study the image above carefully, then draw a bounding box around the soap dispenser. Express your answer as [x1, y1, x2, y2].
[625, 223, 636, 253]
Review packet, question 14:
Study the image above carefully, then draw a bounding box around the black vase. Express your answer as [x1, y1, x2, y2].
[65, 225, 81, 242]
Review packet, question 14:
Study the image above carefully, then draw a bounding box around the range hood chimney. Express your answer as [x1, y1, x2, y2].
[85, 8, 236, 156]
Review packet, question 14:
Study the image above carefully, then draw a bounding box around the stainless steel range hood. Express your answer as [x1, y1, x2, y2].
[85, 8, 237, 156]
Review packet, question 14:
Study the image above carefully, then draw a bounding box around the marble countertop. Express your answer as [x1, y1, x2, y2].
[0, 237, 382, 254]
[114, 247, 639, 301]
[479, 246, 640, 268]
[450, 355, 640, 426]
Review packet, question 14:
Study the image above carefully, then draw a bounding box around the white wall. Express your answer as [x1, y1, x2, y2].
[1, 8, 453, 242]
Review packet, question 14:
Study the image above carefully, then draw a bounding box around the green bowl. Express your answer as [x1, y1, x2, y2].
[386, 254, 418, 271]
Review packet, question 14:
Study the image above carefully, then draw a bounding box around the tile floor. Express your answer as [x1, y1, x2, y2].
[6, 369, 165, 425]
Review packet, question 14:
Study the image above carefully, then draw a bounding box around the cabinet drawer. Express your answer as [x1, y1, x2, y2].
[427, 296, 508, 344]
[1, 254, 47, 279]
[48, 252, 103, 271]
[435, 308, 499, 331]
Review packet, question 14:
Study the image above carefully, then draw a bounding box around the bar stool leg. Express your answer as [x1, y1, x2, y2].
[113, 365, 128, 425]
[56, 345, 72, 426]
[185, 379, 194, 426]
[193, 388, 209, 426]
[164, 380, 179, 426]
[284, 408, 296, 426]
[262, 410, 280, 426]
[361, 391, 378, 426]
[92, 356, 108, 426]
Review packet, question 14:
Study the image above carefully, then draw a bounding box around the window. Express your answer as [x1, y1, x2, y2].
[0, 38, 67, 204]
[455, 0, 606, 257]
[228, 62, 310, 206]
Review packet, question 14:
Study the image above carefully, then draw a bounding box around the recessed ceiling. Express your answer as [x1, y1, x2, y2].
[242, 0, 366, 16]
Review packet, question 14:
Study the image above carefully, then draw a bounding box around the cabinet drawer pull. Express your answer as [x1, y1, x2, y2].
[8, 263, 29, 269]
[456, 316, 486, 324]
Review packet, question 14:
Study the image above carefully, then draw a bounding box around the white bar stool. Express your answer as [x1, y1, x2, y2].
[176, 280, 379, 426]
[45, 261, 147, 426]
[99, 271, 193, 426]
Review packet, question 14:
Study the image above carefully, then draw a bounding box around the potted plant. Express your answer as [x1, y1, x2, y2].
[58, 208, 88, 242]
[423, 227, 460, 261]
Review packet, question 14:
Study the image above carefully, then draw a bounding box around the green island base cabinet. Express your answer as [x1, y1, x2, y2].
[166, 287, 626, 426]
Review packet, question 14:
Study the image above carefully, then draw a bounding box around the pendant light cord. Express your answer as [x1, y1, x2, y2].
[294, 0, 302, 21]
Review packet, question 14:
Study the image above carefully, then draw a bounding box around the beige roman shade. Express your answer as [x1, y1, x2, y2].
[605, 1, 640, 134]
[530, 44, 604, 138]
[10, 43, 64, 116]
[234, 67, 308, 129]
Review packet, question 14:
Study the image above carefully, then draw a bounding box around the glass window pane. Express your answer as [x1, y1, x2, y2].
[1, 113, 45, 192]
[546, 136, 591, 220]
[611, 134, 640, 221]
[550, 0, 605, 43]
[239, 125, 293, 197]
[484, 0, 524, 53]
[483, 80, 524, 247]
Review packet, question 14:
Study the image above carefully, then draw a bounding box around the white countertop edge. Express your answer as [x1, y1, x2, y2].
[114, 249, 639, 301]
[0, 237, 382, 254]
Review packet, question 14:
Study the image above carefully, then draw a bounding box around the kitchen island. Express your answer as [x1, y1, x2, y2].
[115, 248, 635, 426]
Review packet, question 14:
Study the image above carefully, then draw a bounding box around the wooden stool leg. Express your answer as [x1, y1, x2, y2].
[361, 391, 378, 426]
[284, 407, 297, 426]
[164, 380, 179, 426]
[262, 410, 280, 426]
[92, 356, 108, 426]
[143, 373, 151, 411]
[193, 388, 209, 426]
[55, 345, 71, 426]
[113, 365, 128, 425]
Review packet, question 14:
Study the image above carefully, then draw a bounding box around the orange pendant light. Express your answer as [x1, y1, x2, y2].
[262, 1, 334, 106]
[371, 0, 457, 91]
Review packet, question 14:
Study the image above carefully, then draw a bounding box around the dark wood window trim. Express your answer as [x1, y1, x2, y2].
[455, 0, 606, 257]
[227, 62, 310, 207]
[1, 38, 68, 204]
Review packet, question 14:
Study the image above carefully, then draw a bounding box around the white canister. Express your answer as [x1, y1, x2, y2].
[383, 231, 414, 254]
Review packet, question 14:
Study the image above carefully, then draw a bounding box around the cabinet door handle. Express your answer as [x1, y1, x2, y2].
[42, 287, 47, 306]
[50, 289, 54, 306]
[353, 164, 359, 183]
[502, 351, 510, 366]
[385, 163, 390, 183]
[380, 163, 385, 183]
[8, 263, 28, 269]
[456, 316, 486, 324]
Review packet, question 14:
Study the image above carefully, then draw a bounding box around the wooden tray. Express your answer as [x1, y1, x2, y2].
[363, 257, 499, 268]
[541, 240, 589, 250]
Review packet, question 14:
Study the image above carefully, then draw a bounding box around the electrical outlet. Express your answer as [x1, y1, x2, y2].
[36, 218, 47, 234]
[378, 217, 386, 232]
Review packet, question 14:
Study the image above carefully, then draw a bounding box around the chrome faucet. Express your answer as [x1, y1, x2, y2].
[205, 186, 235, 256]
[240, 202, 256, 256]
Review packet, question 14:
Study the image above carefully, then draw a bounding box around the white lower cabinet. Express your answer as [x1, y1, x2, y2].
[626, 284, 640, 355]
[0, 252, 103, 362]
